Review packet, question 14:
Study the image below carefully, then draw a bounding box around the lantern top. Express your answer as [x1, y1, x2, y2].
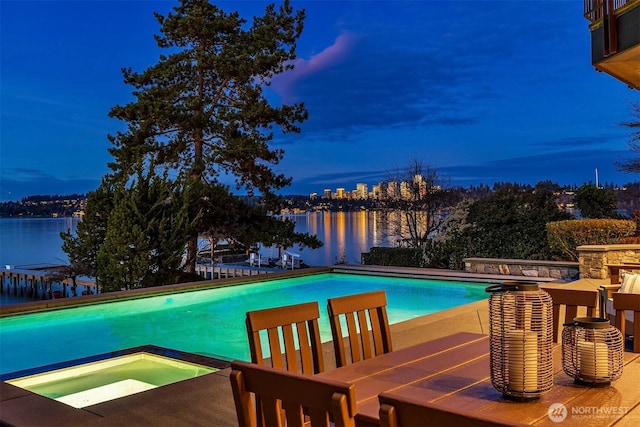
[485, 281, 540, 293]
[569, 317, 611, 329]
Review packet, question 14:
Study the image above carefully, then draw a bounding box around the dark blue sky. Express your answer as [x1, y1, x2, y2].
[1, 0, 639, 201]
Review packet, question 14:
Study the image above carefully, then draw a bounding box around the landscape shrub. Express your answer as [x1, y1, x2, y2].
[546, 219, 637, 261]
[362, 247, 423, 267]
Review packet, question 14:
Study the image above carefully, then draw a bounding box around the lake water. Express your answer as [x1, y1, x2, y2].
[0, 211, 395, 270]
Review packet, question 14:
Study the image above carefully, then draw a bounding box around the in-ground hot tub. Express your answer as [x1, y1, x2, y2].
[5, 346, 226, 408]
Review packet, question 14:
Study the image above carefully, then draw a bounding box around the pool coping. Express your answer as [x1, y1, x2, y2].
[0, 264, 555, 317]
[0, 266, 332, 316]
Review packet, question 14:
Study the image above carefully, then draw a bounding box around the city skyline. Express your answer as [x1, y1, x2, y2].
[2, 1, 639, 202]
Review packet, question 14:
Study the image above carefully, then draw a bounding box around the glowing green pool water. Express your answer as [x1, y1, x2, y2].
[0, 272, 488, 376]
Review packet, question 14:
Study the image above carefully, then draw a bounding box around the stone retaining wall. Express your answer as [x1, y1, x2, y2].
[463, 257, 579, 280]
[577, 244, 640, 279]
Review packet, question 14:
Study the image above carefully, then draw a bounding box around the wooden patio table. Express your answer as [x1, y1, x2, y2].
[317, 332, 640, 426]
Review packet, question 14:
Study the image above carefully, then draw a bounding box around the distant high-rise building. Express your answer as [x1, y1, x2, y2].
[372, 184, 381, 200]
[413, 174, 427, 198]
[400, 181, 411, 200]
[387, 181, 399, 199]
[336, 188, 346, 199]
[323, 188, 332, 199]
[378, 182, 388, 200]
[356, 183, 368, 199]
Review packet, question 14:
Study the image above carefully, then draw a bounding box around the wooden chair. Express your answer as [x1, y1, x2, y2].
[613, 292, 640, 353]
[599, 275, 640, 353]
[230, 360, 357, 427]
[327, 290, 392, 367]
[378, 392, 528, 427]
[246, 301, 324, 375]
[543, 287, 598, 343]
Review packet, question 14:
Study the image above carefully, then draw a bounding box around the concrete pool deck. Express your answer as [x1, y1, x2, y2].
[0, 269, 609, 426]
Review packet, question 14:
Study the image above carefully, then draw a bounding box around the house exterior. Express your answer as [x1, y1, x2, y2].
[585, 0, 640, 90]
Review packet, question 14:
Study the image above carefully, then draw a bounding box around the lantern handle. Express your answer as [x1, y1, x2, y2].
[485, 282, 521, 293]
[486, 282, 541, 293]
[485, 284, 504, 293]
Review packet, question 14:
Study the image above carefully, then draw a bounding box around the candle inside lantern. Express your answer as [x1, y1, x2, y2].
[578, 341, 609, 378]
[515, 302, 533, 330]
[506, 329, 538, 392]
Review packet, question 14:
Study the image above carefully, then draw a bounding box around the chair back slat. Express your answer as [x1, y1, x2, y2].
[344, 312, 362, 363]
[328, 290, 393, 367]
[543, 288, 598, 343]
[230, 360, 356, 427]
[368, 309, 385, 356]
[356, 311, 373, 360]
[294, 320, 314, 372]
[266, 327, 286, 370]
[281, 323, 298, 372]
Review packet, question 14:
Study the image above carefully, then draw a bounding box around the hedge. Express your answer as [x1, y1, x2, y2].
[546, 219, 636, 261]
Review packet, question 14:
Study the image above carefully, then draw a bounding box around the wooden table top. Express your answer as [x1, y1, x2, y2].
[317, 332, 640, 426]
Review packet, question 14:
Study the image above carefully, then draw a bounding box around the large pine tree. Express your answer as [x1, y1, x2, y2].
[107, 0, 308, 272]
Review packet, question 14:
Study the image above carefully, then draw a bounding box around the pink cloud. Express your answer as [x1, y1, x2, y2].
[270, 32, 354, 103]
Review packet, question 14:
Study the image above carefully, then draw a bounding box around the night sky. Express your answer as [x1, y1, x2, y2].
[1, 0, 639, 202]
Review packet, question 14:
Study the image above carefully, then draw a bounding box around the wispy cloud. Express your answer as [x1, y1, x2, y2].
[534, 135, 623, 148]
[271, 32, 355, 103]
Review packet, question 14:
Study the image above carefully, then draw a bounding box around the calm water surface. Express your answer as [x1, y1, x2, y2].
[0, 212, 394, 269]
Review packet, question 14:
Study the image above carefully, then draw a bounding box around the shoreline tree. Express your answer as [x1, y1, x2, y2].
[573, 183, 620, 219]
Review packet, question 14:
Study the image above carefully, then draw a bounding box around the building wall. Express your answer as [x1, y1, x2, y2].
[464, 258, 579, 280]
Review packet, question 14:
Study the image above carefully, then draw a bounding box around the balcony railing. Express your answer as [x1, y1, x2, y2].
[584, 0, 639, 22]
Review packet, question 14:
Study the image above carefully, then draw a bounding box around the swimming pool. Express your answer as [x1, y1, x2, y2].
[0, 272, 488, 376]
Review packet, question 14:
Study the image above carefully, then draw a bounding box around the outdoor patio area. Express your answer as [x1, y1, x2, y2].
[1, 274, 639, 426]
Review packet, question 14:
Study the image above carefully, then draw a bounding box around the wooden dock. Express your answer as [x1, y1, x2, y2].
[0, 267, 97, 301]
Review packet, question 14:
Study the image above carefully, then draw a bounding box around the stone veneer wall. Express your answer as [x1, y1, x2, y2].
[576, 244, 640, 279]
[463, 258, 579, 280]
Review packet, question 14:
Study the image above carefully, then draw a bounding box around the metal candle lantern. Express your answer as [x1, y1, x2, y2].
[486, 282, 554, 401]
[562, 317, 623, 386]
